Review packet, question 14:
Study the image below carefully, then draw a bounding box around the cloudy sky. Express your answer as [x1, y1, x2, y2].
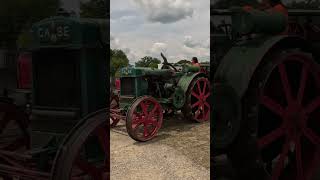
[111, 0, 210, 64]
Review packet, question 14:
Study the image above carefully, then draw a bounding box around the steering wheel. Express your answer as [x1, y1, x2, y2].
[161, 63, 178, 71]
[160, 53, 178, 72]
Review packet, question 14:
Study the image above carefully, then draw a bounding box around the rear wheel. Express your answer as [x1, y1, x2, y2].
[183, 77, 210, 122]
[229, 50, 320, 180]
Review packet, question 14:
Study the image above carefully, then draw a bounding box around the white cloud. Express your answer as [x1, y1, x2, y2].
[183, 35, 201, 48]
[183, 35, 210, 49]
[150, 42, 168, 54]
[110, 35, 121, 49]
[111, 0, 210, 64]
[133, 0, 194, 23]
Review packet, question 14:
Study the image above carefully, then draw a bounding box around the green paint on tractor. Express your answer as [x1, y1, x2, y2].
[112, 54, 211, 141]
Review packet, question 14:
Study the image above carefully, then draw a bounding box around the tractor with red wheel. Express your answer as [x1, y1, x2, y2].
[110, 77, 120, 128]
[110, 53, 210, 142]
[212, 7, 320, 180]
[0, 50, 32, 161]
[0, 10, 109, 179]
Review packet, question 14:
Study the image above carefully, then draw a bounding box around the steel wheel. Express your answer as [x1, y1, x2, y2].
[256, 52, 320, 180]
[0, 100, 30, 151]
[110, 93, 120, 128]
[126, 96, 163, 142]
[229, 51, 320, 180]
[51, 109, 109, 180]
[183, 77, 210, 122]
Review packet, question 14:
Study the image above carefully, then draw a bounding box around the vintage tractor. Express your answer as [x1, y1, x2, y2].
[0, 11, 109, 180]
[0, 50, 32, 161]
[110, 53, 210, 142]
[212, 7, 320, 180]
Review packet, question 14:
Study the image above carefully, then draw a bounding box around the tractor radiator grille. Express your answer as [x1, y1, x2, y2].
[120, 77, 135, 96]
[33, 50, 80, 108]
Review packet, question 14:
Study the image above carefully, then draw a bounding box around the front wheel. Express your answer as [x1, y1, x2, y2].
[51, 109, 109, 180]
[126, 96, 163, 142]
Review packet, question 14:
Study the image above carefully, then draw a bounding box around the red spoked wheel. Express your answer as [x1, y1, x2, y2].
[126, 96, 163, 142]
[256, 52, 320, 180]
[0, 101, 30, 151]
[110, 93, 120, 128]
[51, 109, 109, 180]
[183, 77, 210, 122]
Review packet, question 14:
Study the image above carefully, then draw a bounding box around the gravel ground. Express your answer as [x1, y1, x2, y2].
[110, 112, 210, 180]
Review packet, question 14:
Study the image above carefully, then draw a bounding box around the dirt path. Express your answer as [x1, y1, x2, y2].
[110, 113, 210, 180]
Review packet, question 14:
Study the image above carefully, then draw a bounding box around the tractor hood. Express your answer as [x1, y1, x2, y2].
[120, 67, 174, 77]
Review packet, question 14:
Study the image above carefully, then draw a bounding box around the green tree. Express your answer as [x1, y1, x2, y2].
[80, 0, 106, 18]
[111, 49, 129, 77]
[0, 0, 60, 49]
[135, 56, 161, 68]
[176, 59, 191, 65]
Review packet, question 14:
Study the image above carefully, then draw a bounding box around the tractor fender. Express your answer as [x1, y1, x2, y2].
[177, 72, 207, 94]
[214, 35, 311, 99]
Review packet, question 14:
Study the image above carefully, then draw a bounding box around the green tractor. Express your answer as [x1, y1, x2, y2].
[0, 10, 109, 179]
[212, 7, 320, 180]
[110, 53, 210, 142]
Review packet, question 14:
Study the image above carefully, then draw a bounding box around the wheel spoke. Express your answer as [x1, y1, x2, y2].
[297, 66, 308, 104]
[197, 81, 202, 95]
[139, 101, 149, 116]
[146, 119, 158, 126]
[204, 102, 210, 109]
[204, 92, 210, 100]
[304, 96, 320, 114]
[303, 127, 320, 146]
[195, 105, 203, 119]
[295, 136, 304, 180]
[143, 124, 149, 137]
[260, 95, 285, 117]
[258, 127, 284, 149]
[278, 63, 293, 103]
[202, 81, 207, 95]
[192, 101, 201, 108]
[132, 115, 144, 125]
[149, 104, 158, 117]
[272, 140, 290, 180]
[191, 91, 201, 99]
